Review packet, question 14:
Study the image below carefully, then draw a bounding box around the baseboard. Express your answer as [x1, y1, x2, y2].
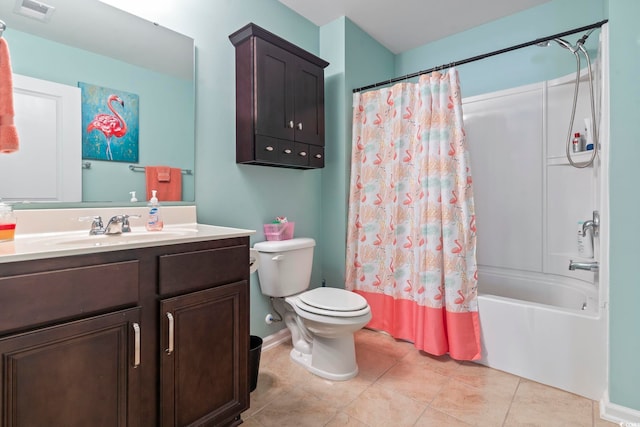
[600, 391, 640, 425]
[261, 328, 291, 352]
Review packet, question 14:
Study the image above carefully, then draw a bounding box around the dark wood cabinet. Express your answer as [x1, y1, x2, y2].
[160, 283, 248, 427]
[0, 237, 250, 427]
[0, 308, 142, 427]
[230, 23, 329, 169]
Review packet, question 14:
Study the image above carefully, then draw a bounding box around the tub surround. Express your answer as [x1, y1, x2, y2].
[0, 205, 254, 426]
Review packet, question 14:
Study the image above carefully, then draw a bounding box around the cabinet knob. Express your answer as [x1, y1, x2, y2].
[299, 151, 307, 157]
[314, 154, 322, 159]
[297, 122, 303, 131]
[289, 121, 294, 129]
[265, 146, 274, 152]
[283, 149, 292, 154]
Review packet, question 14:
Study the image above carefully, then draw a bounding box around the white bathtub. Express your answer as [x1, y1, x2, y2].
[476, 268, 606, 400]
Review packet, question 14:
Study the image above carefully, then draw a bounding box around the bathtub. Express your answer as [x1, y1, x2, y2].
[476, 268, 606, 400]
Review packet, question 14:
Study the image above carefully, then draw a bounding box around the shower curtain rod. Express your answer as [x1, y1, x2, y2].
[353, 19, 608, 93]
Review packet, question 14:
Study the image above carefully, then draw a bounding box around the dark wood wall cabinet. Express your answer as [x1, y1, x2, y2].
[0, 237, 250, 427]
[230, 23, 329, 169]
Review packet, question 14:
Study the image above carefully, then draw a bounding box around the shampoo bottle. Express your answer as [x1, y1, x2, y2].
[146, 190, 164, 231]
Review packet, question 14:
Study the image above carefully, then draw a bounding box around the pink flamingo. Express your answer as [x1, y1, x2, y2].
[373, 153, 383, 165]
[403, 107, 413, 119]
[356, 175, 363, 190]
[353, 254, 362, 268]
[373, 275, 382, 287]
[360, 274, 366, 282]
[360, 234, 367, 242]
[403, 193, 413, 205]
[448, 142, 456, 156]
[373, 113, 383, 125]
[389, 259, 395, 273]
[87, 94, 128, 161]
[434, 285, 444, 300]
[470, 215, 476, 233]
[404, 280, 413, 292]
[374, 194, 383, 205]
[449, 190, 458, 204]
[373, 234, 383, 246]
[386, 92, 394, 106]
[355, 214, 363, 229]
[418, 237, 425, 247]
[455, 290, 466, 304]
[451, 240, 463, 254]
[361, 193, 367, 203]
[417, 286, 425, 295]
[403, 149, 412, 163]
[403, 236, 413, 249]
[436, 237, 443, 251]
[356, 136, 364, 151]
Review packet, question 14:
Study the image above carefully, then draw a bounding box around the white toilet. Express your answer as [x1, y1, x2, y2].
[253, 237, 371, 380]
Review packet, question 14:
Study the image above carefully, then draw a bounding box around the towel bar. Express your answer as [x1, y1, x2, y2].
[129, 165, 192, 175]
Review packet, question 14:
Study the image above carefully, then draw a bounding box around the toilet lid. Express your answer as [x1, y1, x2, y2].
[298, 287, 368, 312]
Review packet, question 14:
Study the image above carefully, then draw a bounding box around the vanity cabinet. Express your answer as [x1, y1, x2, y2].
[0, 236, 250, 427]
[230, 23, 329, 169]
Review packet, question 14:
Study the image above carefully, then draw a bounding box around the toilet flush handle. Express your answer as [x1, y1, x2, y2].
[272, 254, 285, 261]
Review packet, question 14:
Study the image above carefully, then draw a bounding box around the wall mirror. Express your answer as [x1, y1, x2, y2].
[0, 0, 195, 206]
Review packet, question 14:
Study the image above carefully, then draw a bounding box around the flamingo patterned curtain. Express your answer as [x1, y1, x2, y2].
[346, 69, 481, 360]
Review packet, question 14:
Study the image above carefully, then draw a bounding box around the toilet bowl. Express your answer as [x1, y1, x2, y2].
[253, 238, 371, 380]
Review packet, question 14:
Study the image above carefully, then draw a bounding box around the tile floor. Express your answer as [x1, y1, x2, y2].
[242, 329, 617, 427]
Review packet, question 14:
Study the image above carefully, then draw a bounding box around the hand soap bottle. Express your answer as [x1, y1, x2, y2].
[146, 190, 164, 231]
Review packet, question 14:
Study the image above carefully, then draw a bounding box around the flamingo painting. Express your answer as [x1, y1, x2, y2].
[80, 83, 139, 162]
[87, 95, 127, 160]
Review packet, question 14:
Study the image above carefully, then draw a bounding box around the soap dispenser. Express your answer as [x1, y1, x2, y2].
[0, 199, 16, 242]
[146, 190, 163, 231]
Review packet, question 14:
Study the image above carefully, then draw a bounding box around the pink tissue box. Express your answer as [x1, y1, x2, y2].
[263, 222, 295, 241]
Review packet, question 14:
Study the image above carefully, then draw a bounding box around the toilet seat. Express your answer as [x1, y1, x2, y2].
[290, 287, 370, 318]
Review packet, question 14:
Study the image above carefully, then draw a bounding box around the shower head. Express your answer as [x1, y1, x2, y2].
[536, 40, 551, 47]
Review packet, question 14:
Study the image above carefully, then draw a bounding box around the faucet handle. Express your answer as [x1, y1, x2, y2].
[121, 214, 141, 232]
[78, 216, 104, 235]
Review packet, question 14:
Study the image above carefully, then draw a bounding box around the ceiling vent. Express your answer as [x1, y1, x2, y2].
[14, 0, 56, 22]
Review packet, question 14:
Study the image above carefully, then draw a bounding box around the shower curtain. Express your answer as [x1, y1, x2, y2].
[346, 69, 481, 360]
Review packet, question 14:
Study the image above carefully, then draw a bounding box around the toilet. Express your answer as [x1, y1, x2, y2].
[253, 237, 371, 381]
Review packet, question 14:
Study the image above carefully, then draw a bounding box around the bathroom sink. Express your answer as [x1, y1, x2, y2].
[25, 228, 198, 248]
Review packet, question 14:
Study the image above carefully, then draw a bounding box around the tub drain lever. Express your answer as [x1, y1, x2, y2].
[569, 260, 599, 272]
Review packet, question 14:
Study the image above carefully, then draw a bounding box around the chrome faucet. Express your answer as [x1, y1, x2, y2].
[86, 214, 140, 235]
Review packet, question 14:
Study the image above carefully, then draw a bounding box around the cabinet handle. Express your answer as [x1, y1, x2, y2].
[166, 312, 174, 355]
[283, 149, 292, 154]
[288, 121, 294, 129]
[297, 122, 303, 131]
[314, 154, 322, 159]
[299, 151, 307, 157]
[132, 323, 141, 368]
[265, 146, 274, 152]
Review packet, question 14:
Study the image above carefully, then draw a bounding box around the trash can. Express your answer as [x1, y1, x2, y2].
[249, 335, 263, 393]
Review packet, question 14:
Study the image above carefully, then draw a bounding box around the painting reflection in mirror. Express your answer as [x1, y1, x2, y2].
[80, 82, 139, 163]
[0, 0, 195, 204]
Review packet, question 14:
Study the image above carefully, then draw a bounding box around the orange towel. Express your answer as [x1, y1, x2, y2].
[0, 38, 19, 154]
[145, 166, 182, 201]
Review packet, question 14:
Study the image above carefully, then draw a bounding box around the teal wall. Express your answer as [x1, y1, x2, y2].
[6, 31, 195, 202]
[607, 0, 640, 412]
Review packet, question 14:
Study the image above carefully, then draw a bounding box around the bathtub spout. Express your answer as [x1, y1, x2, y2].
[569, 260, 599, 272]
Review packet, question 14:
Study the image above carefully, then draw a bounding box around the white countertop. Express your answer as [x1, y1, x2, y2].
[0, 206, 255, 263]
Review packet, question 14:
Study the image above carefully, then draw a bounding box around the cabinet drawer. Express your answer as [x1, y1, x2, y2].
[0, 260, 139, 334]
[158, 245, 247, 296]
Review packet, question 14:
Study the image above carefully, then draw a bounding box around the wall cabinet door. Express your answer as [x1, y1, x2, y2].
[0, 308, 141, 427]
[160, 281, 249, 427]
[230, 23, 328, 169]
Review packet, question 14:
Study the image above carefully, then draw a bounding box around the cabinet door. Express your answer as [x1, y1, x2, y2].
[255, 38, 295, 142]
[0, 308, 142, 427]
[293, 60, 325, 146]
[160, 281, 249, 427]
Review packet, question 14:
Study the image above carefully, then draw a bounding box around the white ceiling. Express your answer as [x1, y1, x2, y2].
[278, 0, 551, 54]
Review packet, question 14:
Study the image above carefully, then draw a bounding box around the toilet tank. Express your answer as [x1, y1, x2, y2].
[253, 237, 315, 297]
